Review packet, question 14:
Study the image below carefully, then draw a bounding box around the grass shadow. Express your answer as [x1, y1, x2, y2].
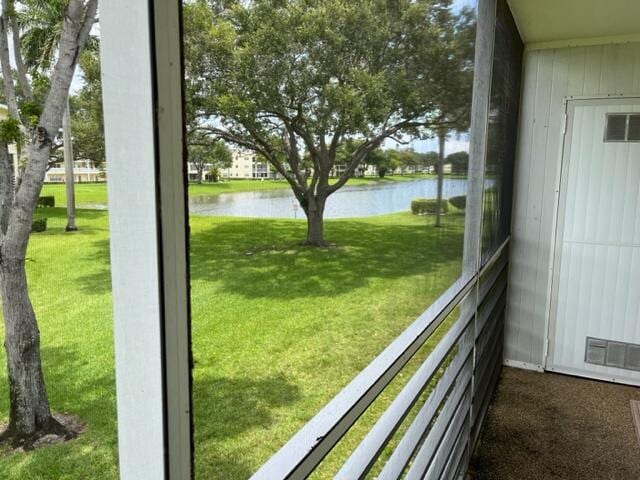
[193, 372, 301, 478]
[75, 238, 112, 295]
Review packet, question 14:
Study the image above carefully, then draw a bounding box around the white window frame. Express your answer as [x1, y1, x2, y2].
[101, 1, 192, 478]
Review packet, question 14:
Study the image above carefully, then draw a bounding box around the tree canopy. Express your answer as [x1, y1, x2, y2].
[188, 133, 233, 182]
[70, 49, 104, 168]
[446, 150, 469, 174]
[184, 0, 476, 244]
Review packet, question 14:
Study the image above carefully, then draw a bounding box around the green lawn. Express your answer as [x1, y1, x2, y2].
[40, 174, 439, 208]
[0, 207, 464, 479]
[40, 183, 110, 207]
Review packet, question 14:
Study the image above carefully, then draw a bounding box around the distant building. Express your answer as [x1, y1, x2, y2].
[221, 149, 275, 179]
[330, 163, 377, 178]
[187, 162, 212, 182]
[1, 104, 104, 184]
[45, 160, 103, 183]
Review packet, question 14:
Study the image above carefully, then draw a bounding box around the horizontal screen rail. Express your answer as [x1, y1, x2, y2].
[403, 367, 472, 480]
[336, 309, 475, 479]
[378, 346, 474, 479]
[479, 236, 510, 279]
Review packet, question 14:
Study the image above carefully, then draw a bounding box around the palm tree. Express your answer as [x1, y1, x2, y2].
[17, 0, 67, 72]
[17, 0, 86, 231]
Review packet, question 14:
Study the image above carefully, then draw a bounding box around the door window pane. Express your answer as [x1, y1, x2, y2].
[605, 114, 628, 141]
[627, 114, 640, 141]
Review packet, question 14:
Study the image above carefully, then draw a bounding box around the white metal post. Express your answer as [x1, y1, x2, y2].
[101, 1, 192, 478]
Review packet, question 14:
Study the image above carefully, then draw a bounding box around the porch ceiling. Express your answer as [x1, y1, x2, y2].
[508, 0, 640, 47]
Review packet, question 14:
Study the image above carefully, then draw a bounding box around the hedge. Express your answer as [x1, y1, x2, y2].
[411, 198, 449, 215]
[31, 217, 48, 232]
[449, 195, 466, 210]
[38, 196, 55, 208]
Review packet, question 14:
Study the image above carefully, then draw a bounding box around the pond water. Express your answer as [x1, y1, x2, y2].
[189, 178, 469, 219]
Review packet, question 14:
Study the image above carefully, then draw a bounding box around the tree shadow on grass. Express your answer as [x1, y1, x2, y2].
[75, 238, 112, 295]
[193, 372, 301, 478]
[75, 214, 464, 300]
[189, 215, 464, 300]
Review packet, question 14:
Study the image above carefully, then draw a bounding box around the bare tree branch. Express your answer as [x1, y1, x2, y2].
[328, 120, 424, 194]
[328, 127, 344, 160]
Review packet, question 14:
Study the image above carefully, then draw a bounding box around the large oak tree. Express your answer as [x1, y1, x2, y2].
[0, 0, 97, 447]
[185, 0, 475, 245]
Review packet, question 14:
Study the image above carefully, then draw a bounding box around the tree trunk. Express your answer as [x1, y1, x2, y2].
[0, 256, 67, 447]
[196, 163, 204, 183]
[0, 145, 69, 447]
[0, 0, 98, 448]
[303, 195, 327, 246]
[435, 132, 446, 227]
[63, 99, 77, 232]
[305, 209, 325, 246]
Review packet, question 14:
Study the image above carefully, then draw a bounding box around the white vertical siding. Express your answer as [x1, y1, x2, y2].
[505, 41, 640, 368]
[547, 101, 640, 384]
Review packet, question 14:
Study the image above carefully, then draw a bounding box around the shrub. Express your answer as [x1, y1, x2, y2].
[449, 195, 466, 210]
[411, 198, 448, 215]
[31, 217, 47, 233]
[208, 167, 220, 182]
[38, 196, 55, 208]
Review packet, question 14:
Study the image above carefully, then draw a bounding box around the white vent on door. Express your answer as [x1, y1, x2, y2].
[628, 346, 640, 371]
[585, 337, 640, 371]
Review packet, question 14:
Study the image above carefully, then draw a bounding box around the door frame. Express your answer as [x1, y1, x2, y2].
[543, 96, 640, 384]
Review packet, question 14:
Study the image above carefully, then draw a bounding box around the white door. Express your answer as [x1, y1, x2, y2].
[547, 98, 640, 385]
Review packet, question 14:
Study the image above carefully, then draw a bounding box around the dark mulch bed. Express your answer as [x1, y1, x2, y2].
[469, 367, 640, 480]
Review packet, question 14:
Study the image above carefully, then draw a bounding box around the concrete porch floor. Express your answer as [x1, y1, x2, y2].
[469, 366, 640, 479]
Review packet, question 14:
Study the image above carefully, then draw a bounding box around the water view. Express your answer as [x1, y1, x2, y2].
[189, 178, 469, 218]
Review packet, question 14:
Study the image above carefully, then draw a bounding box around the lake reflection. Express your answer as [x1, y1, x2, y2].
[189, 178, 469, 219]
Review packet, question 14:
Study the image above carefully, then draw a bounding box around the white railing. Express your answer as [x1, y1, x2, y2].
[252, 238, 510, 480]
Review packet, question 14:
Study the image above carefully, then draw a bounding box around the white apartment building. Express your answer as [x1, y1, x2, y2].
[221, 149, 272, 179]
[330, 163, 377, 177]
[188, 149, 278, 182]
[45, 159, 103, 183]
